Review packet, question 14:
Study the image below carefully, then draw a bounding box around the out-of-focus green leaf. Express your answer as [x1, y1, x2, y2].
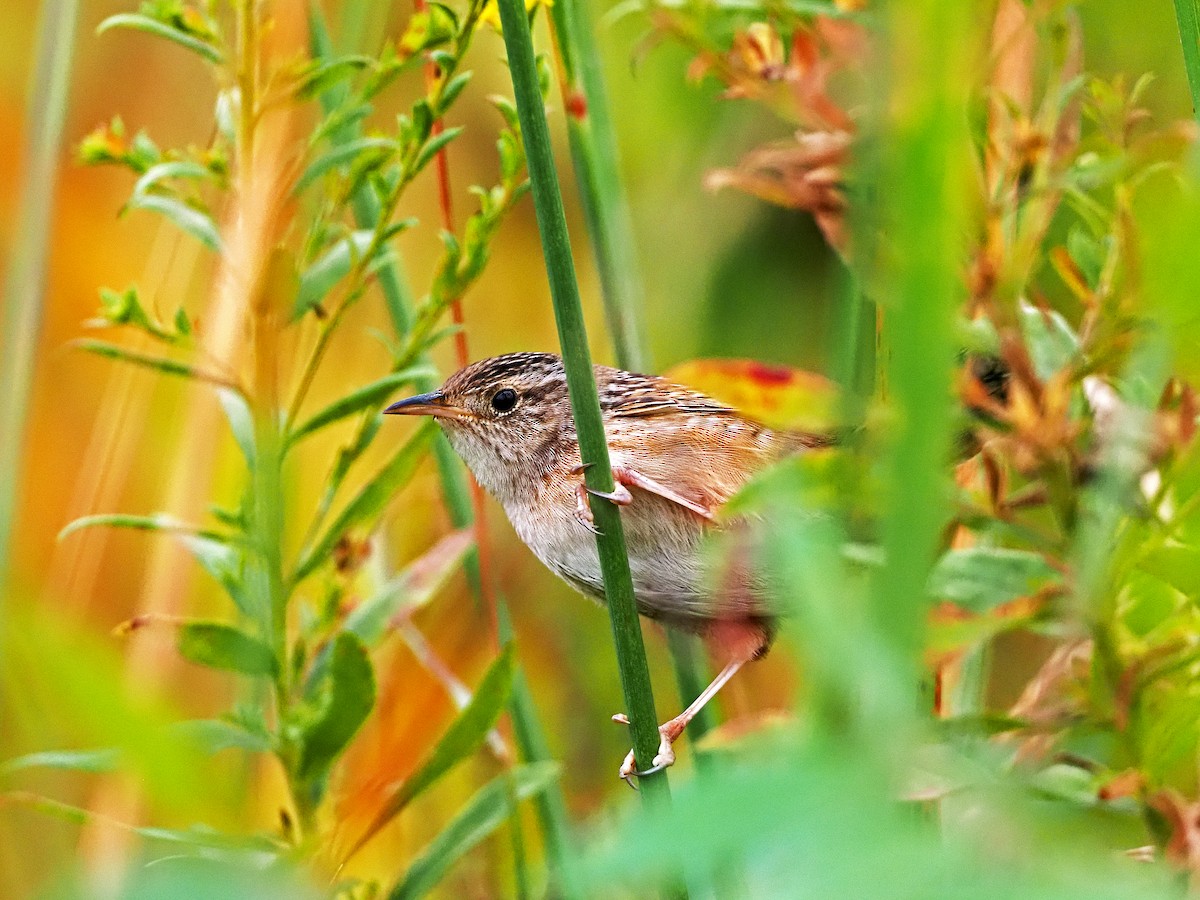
[293, 419, 436, 583]
[177, 622, 277, 678]
[58, 512, 231, 543]
[2, 608, 209, 814]
[73, 339, 230, 383]
[180, 534, 254, 621]
[388, 762, 560, 900]
[97, 13, 223, 63]
[173, 718, 273, 755]
[130, 159, 212, 199]
[288, 367, 436, 445]
[346, 528, 474, 645]
[1121, 570, 1181, 637]
[294, 137, 396, 195]
[1019, 301, 1080, 381]
[0, 748, 119, 776]
[295, 631, 375, 784]
[928, 547, 1060, 612]
[125, 193, 221, 251]
[348, 644, 515, 860]
[294, 223, 416, 319]
[294, 55, 373, 99]
[217, 387, 256, 467]
[414, 126, 464, 173]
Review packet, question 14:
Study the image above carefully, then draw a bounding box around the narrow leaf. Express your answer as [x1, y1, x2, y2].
[289, 367, 436, 445]
[293, 419, 436, 583]
[414, 126, 464, 174]
[59, 512, 230, 543]
[74, 339, 232, 385]
[126, 193, 222, 251]
[179, 535, 254, 620]
[928, 547, 1061, 613]
[347, 529, 474, 645]
[173, 718, 273, 755]
[348, 644, 515, 859]
[97, 13, 223, 63]
[130, 160, 212, 199]
[177, 622, 277, 677]
[388, 762, 560, 900]
[294, 137, 396, 195]
[1, 748, 119, 776]
[297, 631, 375, 783]
[217, 387, 256, 467]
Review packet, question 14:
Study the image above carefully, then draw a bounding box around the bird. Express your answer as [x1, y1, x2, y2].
[384, 351, 838, 782]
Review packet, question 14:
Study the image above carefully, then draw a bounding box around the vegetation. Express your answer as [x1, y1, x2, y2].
[3, 0, 1200, 897]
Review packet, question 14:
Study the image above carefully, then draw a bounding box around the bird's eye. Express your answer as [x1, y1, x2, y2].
[490, 388, 518, 413]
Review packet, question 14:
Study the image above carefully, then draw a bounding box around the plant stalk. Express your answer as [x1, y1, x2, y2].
[0, 0, 81, 596]
[547, 0, 717, 748]
[495, 0, 672, 805]
[1173, 0, 1200, 120]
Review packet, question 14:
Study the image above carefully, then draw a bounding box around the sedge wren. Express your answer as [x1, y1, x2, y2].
[385, 352, 836, 781]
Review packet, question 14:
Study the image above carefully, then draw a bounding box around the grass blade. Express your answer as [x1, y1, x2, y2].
[495, 0, 672, 807]
[345, 643, 516, 861]
[386, 762, 560, 900]
[1174, 0, 1200, 119]
[0, 0, 81, 590]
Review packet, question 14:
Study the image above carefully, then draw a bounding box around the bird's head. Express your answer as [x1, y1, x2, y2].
[384, 352, 573, 501]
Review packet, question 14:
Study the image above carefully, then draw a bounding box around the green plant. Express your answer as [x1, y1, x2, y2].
[7, 0, 571, 894]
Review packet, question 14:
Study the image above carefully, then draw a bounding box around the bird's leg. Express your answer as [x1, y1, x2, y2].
[614, 655, 747, 787]
[572, 481, 602, 535]
[570, 462, 716, 523]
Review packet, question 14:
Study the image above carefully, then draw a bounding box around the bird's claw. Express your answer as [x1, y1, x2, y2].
[614, 714, 679, 788]
[586, 484, 633, 506]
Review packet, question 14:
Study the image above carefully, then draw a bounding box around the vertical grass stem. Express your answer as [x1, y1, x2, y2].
[495, 0, 672, 806]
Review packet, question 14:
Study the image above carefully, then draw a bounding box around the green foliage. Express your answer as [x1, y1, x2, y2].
[42, 0, 544, 893]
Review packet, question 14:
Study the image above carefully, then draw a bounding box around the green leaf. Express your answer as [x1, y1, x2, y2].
[177, 622, 277, 677]
[173, 718, 273, 755]
[293, 419, 436, 583]
[1018, 301, 1080, 382]
[296, 631, 375, 784]
[126, 193, 222, 251]
[217, 387, 256, 467]
[288, 367, 436, 445]
[388, 762, 560, 900]
[0, 748, 119, 776]
[294, 55, 374, 99]
[180, 534, 254, 619]
[436, 71, 473, 116]
[928, 547, 1061, 613]
[295, 137, 396, 195]
[97, 13, 223, 63]
[415, 126, 464, 173]
[347, 529, 474, 646]
[130, 159, 212, 199]
[294, 223, 416, 319]
[58, 512, 231, 543]
[348, 644, 516, 859]
[74, 339, 227, 383]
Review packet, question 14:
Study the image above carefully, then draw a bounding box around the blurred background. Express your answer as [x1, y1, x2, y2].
[0, 0, 1195, 896]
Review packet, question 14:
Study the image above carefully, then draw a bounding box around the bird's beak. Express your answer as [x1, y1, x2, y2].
[384, 390, 473, 421]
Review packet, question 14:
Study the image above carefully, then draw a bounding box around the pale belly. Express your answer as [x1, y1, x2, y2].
[504, 480, 750, 631]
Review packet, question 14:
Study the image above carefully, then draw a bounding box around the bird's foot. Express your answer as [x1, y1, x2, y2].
[612, 713, 687, 789]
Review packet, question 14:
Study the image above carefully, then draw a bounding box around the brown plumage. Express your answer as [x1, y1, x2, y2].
[385, 352, 836, 779]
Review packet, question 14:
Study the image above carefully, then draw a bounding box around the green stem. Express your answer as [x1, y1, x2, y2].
[548, 0, 715, 749]
[499, 602, 581, 898]
[1173, 0, 1200, 120]
[0, 0, 80, 596]
[869, 3, 974, 715]
[547, 0, 648, 372]
[495, 0, 672, 805]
